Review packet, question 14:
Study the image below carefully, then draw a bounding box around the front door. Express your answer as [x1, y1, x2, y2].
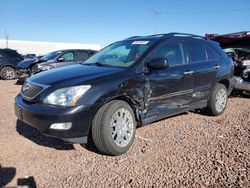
[144, 40, 195, 118]
[55, 52, 75, 68]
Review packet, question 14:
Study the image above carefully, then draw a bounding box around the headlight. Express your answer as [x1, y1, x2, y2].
[40, 66, 51, 71]
[37, 64, 43, 69]
[44, 85, 91, 106]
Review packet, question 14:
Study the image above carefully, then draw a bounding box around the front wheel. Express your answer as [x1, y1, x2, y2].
[92, 100, 136, 156]
[207, 83, 228, 116]
[0, 66, 16, 80]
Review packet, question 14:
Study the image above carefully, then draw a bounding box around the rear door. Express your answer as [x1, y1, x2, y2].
[185, 39, 219, 102]
[0, 53, 5, 67]
[145, 39, 195, 118]
[75, 51, 90, 63]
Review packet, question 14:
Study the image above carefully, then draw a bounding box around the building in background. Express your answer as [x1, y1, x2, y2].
[0, 39, 102, 55]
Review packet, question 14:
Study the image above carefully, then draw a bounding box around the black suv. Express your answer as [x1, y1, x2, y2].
[0, 48, 23, 79]
[16, 49, 97, 83]
[15, 33, 234, 155]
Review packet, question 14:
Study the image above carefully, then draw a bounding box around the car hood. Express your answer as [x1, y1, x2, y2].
[206, 31, 250, 48]
[28, 64, 124, 86]
[17, 58, 38, 69]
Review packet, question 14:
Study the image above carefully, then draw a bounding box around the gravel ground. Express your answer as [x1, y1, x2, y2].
[0, 80, 249, 187]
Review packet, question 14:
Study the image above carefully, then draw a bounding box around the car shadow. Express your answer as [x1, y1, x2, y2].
[16, 120, 74, 150]
[0, 167, 16, 187]
[17, 176, 37, 188]
[15, 80, 24, 85]
[230, 91, 250, 99]
[0, 166, 37, 188]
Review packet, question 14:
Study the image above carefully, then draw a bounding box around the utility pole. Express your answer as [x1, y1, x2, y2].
[5, 29, 9, 48]
[148, 7, 165, 34]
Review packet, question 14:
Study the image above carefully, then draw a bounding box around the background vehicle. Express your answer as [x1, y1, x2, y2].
[16, 49, 97, 83]
[206, 31, 250, 93]
[15, 33, 233, 156]
[0, 48, 24, 80]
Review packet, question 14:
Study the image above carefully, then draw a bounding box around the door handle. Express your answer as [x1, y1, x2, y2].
[184, 70, 194, 75]
[214, 65, 220, 69]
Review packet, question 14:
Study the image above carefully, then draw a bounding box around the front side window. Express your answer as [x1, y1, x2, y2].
[149, 41, 186, 66]
[83, 39, 157, 68]
[61, 52, 74, 61]
[187, 40, 207, 62]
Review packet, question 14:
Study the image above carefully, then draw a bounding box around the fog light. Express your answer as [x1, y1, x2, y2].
[50, 122, 72, 130]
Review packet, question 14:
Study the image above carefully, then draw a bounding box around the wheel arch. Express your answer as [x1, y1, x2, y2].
[218, 79, 230, 90]
[0, 64, 17, 70]
[103, 95, 142, 127]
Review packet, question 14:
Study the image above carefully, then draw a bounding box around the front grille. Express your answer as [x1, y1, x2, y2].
[21, 81, 45, 100]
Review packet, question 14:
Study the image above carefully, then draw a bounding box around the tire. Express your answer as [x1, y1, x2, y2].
[0, 66, 16, 80]
[207, 83, 228, 116]
[92, 100, 136, 156]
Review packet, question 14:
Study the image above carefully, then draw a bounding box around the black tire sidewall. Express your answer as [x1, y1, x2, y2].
[95, 100, 136, 155]
[209, 84, 228, 116]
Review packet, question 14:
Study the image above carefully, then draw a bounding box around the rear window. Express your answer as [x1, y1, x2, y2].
[187, 40, 207, 62]
[4, 50, 23, 60]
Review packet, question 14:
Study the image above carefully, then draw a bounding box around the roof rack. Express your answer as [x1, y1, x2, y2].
[167, 32, 207, 39]
[125, 36, 142, 39]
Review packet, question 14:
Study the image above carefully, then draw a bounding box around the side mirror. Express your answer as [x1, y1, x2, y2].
[57, 57, 65, 62]
[147, 58, 168, 70]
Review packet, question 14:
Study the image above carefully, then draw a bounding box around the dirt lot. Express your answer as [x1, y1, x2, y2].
[0, 80, 249, 187]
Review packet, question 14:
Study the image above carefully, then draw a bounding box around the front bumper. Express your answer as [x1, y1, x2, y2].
[232, 76, 250, 92]
[15, 69, 30, 79]
[15, 94, 95, 143]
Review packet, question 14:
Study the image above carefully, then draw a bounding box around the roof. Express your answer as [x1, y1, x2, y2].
[126, 32, 207, 41]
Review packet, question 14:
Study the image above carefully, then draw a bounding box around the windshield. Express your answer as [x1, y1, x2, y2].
[40, 51, 63, 61]
[83, 39, 156, 68]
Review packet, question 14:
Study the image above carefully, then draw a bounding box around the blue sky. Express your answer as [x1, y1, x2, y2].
[0, 0, 250, 46]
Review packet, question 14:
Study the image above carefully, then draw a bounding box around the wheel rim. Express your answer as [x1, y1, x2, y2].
[215, 88, 227, 112]
[2, 67, 15, 79]
[110, 108, 134, 147]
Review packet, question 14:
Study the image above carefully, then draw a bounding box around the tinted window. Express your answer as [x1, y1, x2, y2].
[84, 39, 156, 68]
[187, 40, 207, 62]
[0, 54, 4, 62]
[61, 52, 74, 61]
[205, 44, 221, 60]
[150, 41, 186, 66]
[76, 51, 89, 61]
[4, 50, 23, 60]
[41, 51, 62, 61]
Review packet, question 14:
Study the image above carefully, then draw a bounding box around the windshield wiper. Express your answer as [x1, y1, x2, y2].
[83, 62, 111, 67]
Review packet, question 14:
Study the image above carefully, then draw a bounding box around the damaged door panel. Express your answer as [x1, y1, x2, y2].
[143, 40, 195, 120]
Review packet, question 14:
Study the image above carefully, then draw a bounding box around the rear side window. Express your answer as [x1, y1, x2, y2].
[150, 41, 186, 66]
[205, 44, 221, 60]
[187, 40, 207, 62]
[4, 50, 23, 60]
[0, 54, 4, 62]
[76, 51, 89, 61]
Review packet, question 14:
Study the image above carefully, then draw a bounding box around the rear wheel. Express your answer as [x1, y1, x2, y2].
[0, 66, 16, 80]
[207, 83, 228, 116]
[92, 100, 136, 156]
